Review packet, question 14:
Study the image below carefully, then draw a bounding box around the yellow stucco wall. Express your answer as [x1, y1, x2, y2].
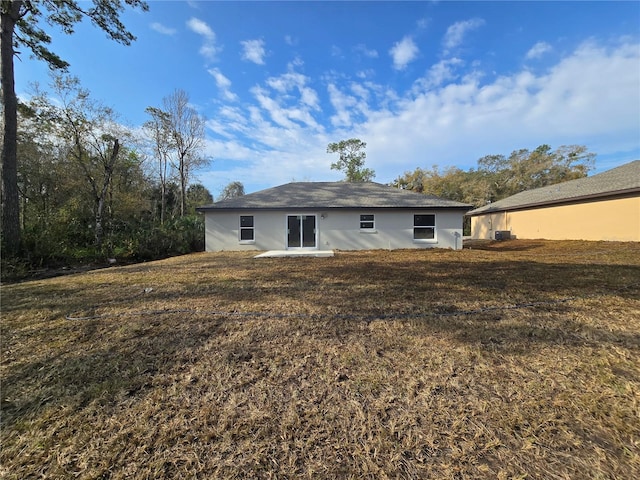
[470, 195, 640, 241]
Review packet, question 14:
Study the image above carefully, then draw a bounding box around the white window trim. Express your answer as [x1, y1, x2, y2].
[239, 215, 255, 244]
[413, 213, 437, 243]
[359, 213, 377, 233]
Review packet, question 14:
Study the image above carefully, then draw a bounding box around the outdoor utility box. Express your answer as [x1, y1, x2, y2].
[495, 230, 511, 240]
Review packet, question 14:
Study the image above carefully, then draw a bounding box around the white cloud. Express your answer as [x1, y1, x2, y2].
[354, 44, 378, 59]
[241, 39, 266, 65]
[356, 69, 375, 79]
[284, 35, 298, 46]
[327, 81, 376, 128]
[187, 17, 219, 61]
[198, 38, 639, 195]
[389, 36, 419, 70]
[328, 83, 357, 127]
[362, 40, 640, 181]
[288, 57, 304, 69]
[526, 41, 552, 59]
[251, 71, 322, 132]
[150, 22, 176, 35]
[208, 68, 231, 89]
[443, 18, 485, 51]
[187, 17, 214, 38]
[208, 68, 238, 102]
[265, 71, 320, 110]
[415, 57, 464, 91]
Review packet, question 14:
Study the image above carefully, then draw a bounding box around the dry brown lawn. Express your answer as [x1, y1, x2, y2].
[2, 240, 639, 479]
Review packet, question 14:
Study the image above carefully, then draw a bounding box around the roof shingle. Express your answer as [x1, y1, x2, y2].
[467, 160, 640, 215]
[198, 182, 472, 210]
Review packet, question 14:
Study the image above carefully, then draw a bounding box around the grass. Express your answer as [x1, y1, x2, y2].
[1, 239, 639, 479]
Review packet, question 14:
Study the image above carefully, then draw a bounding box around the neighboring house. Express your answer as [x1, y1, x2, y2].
[197, 182, 472, 251]
[467, 160, 640, 241]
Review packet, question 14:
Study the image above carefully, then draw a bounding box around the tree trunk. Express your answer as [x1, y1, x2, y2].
[179, 159, 186, 217]
[1, 2, 22, 255]
[160, 180, 166, 224]
[95, 196, 105, 248]
[160, 155, 167, 224]
[94, 138, 119, 248]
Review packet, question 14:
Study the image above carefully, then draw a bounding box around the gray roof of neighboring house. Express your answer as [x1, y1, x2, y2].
[467, 160, 640, 216]
[198, 182, 472, 211]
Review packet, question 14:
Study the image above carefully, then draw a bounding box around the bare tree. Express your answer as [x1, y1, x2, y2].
[163, 90, 208, 217]
[50, 75, 130, 248]
[144, 107, 173, 223]
[220, 181, 245, 200]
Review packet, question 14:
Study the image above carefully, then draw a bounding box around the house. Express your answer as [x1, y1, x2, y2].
[197, 182, 472, 252]
[466, 160, 640, 241]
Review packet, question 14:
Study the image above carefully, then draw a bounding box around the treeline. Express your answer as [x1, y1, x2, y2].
[5, 74, 213, 278]
[5, 73, 597, 281]
[391, 144, 595, 207]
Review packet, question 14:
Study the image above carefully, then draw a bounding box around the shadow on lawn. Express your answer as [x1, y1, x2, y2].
[1, 310, 224, 430]
[463, 239, 548, 252]
[2, 255, 639, 430]
[261, 258, 640, 351]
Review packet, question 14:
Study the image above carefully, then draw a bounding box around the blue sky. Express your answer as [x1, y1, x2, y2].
[16, 1, 640, 197]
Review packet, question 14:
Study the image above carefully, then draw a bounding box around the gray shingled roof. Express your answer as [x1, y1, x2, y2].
[468, 160, 640, 216]
[198, 182, 472, 210]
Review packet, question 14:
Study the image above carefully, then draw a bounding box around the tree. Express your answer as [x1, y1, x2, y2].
[391, 165, 471, 202]
[392, 144, 595, 207]
[327, 138, 375, 182]
[220, 181, 245, 200]
[16, 100, 60, 231]
[162, 89, 208, 217]
[1, 0, 148, 255]
[16, 78, 149, 261]
[45, 74, 132, 248]
[480, 144, 594, 201]
[186, 183, 213, 214]
[144, 106, 173, 224]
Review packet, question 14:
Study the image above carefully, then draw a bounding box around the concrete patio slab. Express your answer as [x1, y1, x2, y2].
[254, 250, 334, 258]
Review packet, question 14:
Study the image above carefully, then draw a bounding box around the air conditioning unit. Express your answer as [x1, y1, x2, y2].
[495, 230, 511, 241]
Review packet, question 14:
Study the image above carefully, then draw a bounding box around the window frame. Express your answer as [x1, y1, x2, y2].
[413, 214, 436, 243]
[359, 213, 376, 232]
[239, 215, 255, 243]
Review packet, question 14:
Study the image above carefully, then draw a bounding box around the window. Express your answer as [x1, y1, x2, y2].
[360, 214, 375, 230]
[240, 215, 254, 242]
[414, 214, 435, 241]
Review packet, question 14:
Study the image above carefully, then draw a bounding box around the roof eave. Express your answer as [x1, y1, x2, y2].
[197, 204, 473, 211]
[467, 187, 640, 216]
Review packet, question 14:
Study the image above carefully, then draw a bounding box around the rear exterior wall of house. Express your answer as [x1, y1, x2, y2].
[204, 208, 466, 251]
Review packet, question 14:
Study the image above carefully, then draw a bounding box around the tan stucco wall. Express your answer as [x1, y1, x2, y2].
[469, 195, 640, 241]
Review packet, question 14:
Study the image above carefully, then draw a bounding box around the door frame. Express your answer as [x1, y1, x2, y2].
[285, 213, 318, 249]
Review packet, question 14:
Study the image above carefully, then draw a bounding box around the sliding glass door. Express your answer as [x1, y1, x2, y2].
[287, 215, 316, 248]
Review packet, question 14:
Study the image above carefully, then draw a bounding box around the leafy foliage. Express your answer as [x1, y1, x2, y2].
[1, 0, 149, 255]
[391, 144, 595, 206]
[328, 138, 376, 182]
[220, 181, 245, 200]
[10, 0, 148, 70]
[3, 76, 211, 280]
